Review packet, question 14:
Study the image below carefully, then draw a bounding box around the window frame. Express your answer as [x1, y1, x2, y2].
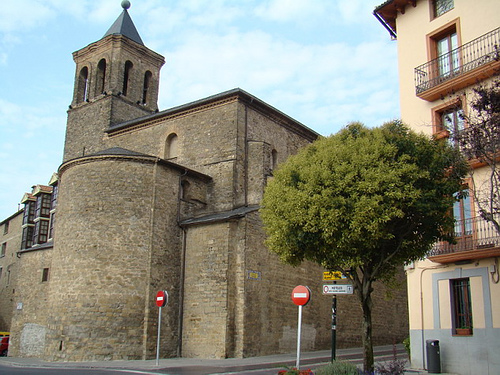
[33, 219, 50, 245]
[450, 278, 473, 335]
[431, 0, 454, 19]
[426, 19, 462, 82]
[432, 97, 466, 144]
[23, 200, 36, 225]
[453, 185, 474, 238]
[21, 226, 34, 250]
[35, 193, 52, 219]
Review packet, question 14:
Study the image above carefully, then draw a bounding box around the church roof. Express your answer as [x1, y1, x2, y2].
[92, 147, 150, 157]
[106, 88, 320, 141]
[103, 1, 144, 45]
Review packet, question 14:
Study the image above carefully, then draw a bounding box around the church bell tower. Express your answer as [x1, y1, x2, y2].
[63, 0, 165, 161]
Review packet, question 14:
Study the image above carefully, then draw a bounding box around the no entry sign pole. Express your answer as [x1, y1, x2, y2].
[155, 290, 168, 366]
[296, 304, 303, 368]
[291, 285, 311, 369]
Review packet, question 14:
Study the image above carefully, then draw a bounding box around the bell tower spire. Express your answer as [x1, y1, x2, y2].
[103, 1, 144, 45]
[64, 1, 165, 161]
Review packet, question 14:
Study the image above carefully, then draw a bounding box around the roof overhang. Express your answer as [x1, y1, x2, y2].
[374, 0, 418, 39]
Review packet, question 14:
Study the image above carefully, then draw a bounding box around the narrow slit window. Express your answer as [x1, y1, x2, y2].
[142, 71, 152, 104]
[42, 268, 50, 282]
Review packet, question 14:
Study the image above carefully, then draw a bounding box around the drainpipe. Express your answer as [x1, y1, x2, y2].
[418, 264, 447, 369]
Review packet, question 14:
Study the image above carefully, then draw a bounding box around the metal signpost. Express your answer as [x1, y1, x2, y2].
[322, 272, 353, 362]
[291, 285, 311, 369]
[155, 290, 168, 366]
[322, 284, 353, 295]
[331, 293, 337, 361]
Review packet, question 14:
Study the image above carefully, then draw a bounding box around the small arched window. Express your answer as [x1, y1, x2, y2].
[165, 133, 179, 159]
[97, 59, 107, 95]
[77, 66, 89, 103]
[142, 71, 152, 105]
[122, 61, 133, 96]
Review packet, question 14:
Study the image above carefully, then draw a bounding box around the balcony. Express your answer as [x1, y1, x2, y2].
[429, 215, 500, 263]
[415, 27, 500, 101]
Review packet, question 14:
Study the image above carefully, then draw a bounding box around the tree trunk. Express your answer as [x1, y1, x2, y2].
[360, 281, 374, 373]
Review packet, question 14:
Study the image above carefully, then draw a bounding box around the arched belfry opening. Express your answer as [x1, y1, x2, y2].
[77, 66, 89, 103]
[96, 59, 107, 95]
[122, 60, 133, 96]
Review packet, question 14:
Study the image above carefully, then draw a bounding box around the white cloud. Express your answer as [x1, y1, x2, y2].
[156, 23, 397, 135]
[254, 0, 324, 22]
[0, 0, 399, 219]
[0, 1, 54, 33]
[334, 0, 377, 25]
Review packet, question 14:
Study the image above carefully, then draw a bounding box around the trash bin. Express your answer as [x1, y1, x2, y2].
[426, 339, 441, 373]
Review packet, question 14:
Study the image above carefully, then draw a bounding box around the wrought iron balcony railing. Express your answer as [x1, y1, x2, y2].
[429, 215, 500, 257]
[415, 27, 500, 95]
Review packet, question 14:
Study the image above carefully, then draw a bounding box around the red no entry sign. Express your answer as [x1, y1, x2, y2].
[156, 290, 168, 307]
[291, 285, 311, 306]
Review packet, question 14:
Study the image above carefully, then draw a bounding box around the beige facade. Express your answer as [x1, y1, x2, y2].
[1, 4, 410, 361]
[375, 1, 500, 374]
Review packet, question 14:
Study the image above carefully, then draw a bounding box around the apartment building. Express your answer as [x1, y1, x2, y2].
[375, 1, 500, 374]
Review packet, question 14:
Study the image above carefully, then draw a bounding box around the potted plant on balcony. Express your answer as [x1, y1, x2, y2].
[455, 326, 472, 335]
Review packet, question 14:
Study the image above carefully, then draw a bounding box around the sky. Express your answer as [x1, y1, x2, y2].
[0, 0, 399, 219]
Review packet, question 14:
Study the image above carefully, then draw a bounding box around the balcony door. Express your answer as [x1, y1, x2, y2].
[437, 32, 459, 77]
[453, 189, 473, 251]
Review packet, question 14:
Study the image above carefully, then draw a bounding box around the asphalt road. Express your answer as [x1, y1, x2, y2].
[0, 364, 165, 375]
[0, 363, 311, 375]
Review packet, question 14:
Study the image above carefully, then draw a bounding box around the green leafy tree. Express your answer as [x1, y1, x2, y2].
[260, 121, 467, 373]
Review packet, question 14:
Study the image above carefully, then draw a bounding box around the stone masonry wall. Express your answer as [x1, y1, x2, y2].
[64, 96, 151, 162]
[8, 247, 53, 357]
[38, 156, 181, 361]
[106, 100, 241, 214]
[0, 212, 23, 332]
[181, 221, 237, 358]
[242, 211, 331, 356]
[243, 210, 409, 353]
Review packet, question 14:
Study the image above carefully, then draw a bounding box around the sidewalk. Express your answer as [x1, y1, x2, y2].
[0, 345, 456, 375]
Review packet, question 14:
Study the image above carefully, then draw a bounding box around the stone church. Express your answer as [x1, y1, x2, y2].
[1, 2, 409, 361]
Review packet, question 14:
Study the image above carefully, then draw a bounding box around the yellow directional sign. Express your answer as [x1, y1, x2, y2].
[323, 271, 345, 281]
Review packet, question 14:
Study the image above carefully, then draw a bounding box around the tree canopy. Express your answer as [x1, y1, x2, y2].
[452, 79, 500, 233]
[260, 121, 468, 372]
